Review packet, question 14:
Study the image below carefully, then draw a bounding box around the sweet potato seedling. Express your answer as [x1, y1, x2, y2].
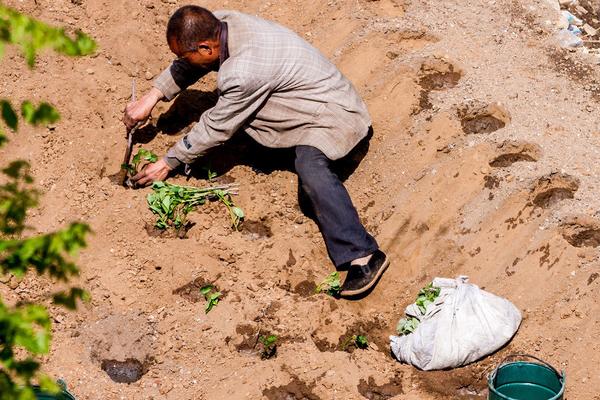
[340, 334, 369, 351]
[200, 285, 222, 314]
[314, 271, 341, 296]
[122, 148, 158, 176]
[259, 334, 278, 359]
[147, 181, 244, 231]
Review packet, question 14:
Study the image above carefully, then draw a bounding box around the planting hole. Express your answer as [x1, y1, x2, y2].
[242, 219, 273, 240]
[531, 174, 579, 209]
[262, 376, 319, 400]
[458, 103, 510, 135]
[101, 359, 146, 384]
[357, 375, 404, 400]
[490, 141, 541, 168]
[561, 217, 600, 248]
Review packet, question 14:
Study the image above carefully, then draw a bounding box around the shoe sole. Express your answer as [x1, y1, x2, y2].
[340, 256, 390, 297]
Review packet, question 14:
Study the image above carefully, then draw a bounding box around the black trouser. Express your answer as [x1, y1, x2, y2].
[294, 145, 379, 267]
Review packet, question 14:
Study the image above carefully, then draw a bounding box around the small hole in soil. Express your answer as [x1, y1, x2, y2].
[293, 280, 316, 297]
[530, 174, 579, 209]
[357, 375, 404, 400]
[490, 142, 541, 168]
[173, 277, 223, 303]
[416, 58, 462, 114]
[241, 219, 273, 240]
[458, 103, 510, 135]
[561, 218, 600, 248]
[262, 376, 319, 400]
[101, 358, 146, 384]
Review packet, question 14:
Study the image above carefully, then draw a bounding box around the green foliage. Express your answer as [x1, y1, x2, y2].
[396, 317, 419, 335]
[415, 283, 440, 314]
[259, 335, 278, 359]
[199, 285, 221, 314]
[395, 283, 441, 336]
[0, 6, 95, 397]
[122, 148, 158, 175]
[147, 181, 243, 230]
[340, 334, 368, 351]
[314, 272, 341, 297]
[0, 5, 96, 66]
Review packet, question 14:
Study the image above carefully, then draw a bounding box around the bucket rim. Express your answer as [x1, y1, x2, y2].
[488, 354, 565, 400]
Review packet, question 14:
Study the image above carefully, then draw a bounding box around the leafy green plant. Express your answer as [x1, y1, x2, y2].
[396, 317, 419, 335]
[415, 283, 440, 314]
[0, 6, 95, 398]
[395, 283, 441, 336]
[147, 181, 244, 230]
[200, 285, 222, 314]
[121, 148, 158, 176]
[340, 334, 369, 351]
[314, 272, 341, 296]
[259, 334, 278, 359]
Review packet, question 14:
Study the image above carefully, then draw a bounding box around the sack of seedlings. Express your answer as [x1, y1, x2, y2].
[389, 276, 521, 370]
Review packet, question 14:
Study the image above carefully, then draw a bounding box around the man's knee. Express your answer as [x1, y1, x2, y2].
[295, 146, 329, 179]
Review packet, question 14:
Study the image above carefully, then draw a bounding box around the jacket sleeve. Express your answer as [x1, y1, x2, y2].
[163, 74, 271, 169]
[153, 59, 209, 101]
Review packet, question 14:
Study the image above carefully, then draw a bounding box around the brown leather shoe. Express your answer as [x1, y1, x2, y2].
[340, 250, 389, 297]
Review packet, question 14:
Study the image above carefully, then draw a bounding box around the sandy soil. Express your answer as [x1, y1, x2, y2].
[2, 0, 600, 398]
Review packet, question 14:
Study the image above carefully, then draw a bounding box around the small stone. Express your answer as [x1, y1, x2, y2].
[86, 68, 94, 75]
[145, 71, 154, 80]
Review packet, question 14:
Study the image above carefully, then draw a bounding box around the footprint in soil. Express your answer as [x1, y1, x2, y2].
[489, 141, 542, 168]
[529, 173, 579, 209]
[357, 375, 404, 400]
[457, 102, 511, 135]
[416, 57, 462, 113]
[561, 216, 600, 248]
[262, 376, 320, 400]
[101, 359, 146, 384]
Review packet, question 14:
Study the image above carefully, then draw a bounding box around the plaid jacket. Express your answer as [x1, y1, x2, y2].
[154, 10, 372, 169]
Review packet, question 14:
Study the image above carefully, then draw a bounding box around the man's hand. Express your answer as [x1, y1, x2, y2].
[123, 87, 164, 130]
[131, 158, 172, 187]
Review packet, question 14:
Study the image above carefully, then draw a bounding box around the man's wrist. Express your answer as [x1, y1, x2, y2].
[149, 87, 165, 103]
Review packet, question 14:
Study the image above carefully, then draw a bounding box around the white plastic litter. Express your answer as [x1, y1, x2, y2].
[390, 276, 522, 371]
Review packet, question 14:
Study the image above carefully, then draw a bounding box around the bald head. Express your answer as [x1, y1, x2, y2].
[166, 6, 220, 52]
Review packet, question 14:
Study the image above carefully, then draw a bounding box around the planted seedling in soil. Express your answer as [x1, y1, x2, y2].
[200, 285, 222, 314]
[147, 181, 244, 231]
[340, 334, 369, 351]
[122, 148, 157, 177]
[314, 272, 341, 296]
[259, 334, 278, 359]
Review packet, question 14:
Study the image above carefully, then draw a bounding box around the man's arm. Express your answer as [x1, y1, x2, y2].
[163, 74, 271, 169]
[131, 74, 271, 186]
[124, 59, 209, 129]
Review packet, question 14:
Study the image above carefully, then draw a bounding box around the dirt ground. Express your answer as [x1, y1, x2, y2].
[2, 0, 600, 398]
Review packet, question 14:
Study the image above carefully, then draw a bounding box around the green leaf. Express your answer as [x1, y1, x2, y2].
[37, 375, 60, 394]
[315, 272, 341, 296]
[231, 206, 245, 219]
[20, 101, 60, 126]
[52, 288, 90, 310]
[204, 291, 221, 314]
[199, 285, 213, 296]
[1, 100, 18, 130]
[355, 335, 368, 349]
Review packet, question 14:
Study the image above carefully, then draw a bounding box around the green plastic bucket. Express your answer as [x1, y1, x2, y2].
[488, 354, 565, 400]
[33, 380, 76, 400]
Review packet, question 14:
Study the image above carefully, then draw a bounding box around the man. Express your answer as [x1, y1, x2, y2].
[123, 6, 389, 297]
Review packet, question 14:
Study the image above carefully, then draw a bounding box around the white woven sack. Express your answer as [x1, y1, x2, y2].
[390, 276, 522, 370]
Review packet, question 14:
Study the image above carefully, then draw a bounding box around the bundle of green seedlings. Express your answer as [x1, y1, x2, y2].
[148, 181, 243, 230]
[314, 271, 341, 296]
[396, 283, 441, 335]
